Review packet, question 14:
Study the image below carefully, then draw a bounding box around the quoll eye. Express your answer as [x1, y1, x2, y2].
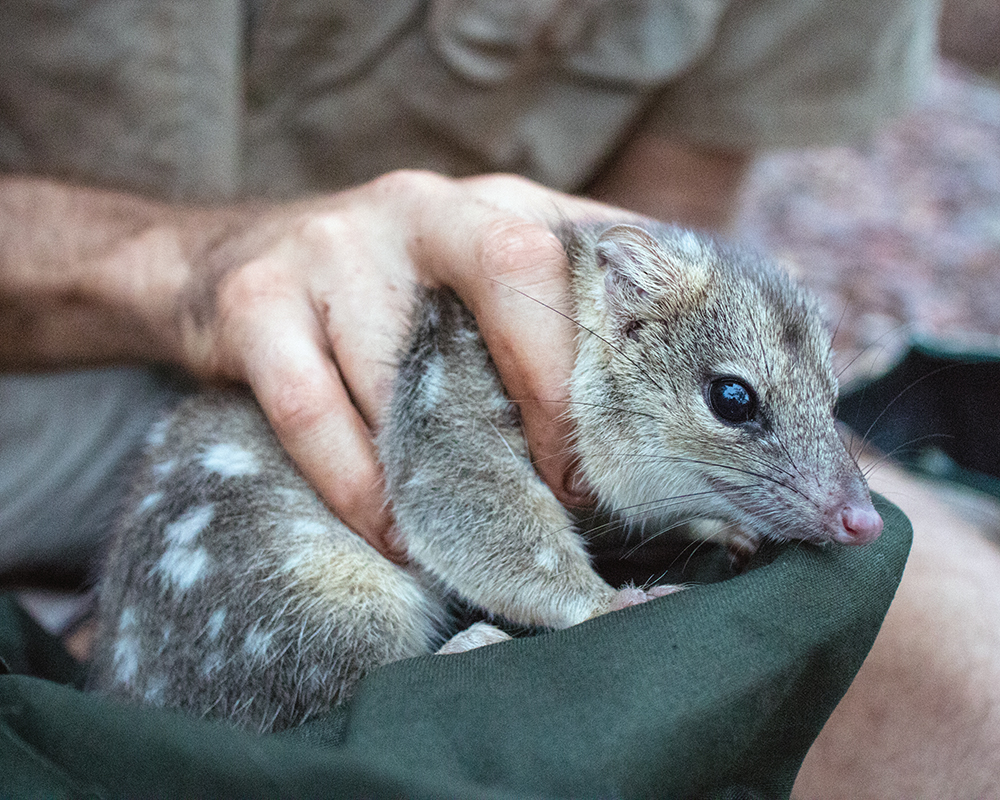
[708, 378, 757, 425]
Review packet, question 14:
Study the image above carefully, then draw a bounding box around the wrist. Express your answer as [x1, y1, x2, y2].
[0, 175, 240, 371]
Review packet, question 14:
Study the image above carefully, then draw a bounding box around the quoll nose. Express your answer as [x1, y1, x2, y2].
[838, 503, 883, 545]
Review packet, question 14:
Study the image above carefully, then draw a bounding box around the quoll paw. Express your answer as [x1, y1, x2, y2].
[436, 621, 512, 655]
[725, 528, 761, 573]
[608, 584, 682, 613]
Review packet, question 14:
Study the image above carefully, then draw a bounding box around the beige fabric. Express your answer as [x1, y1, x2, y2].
[645, 0, 941, 149]
[0, 0, 243, 201]
[0, 0, 936, 203]
[242, 0, 729, 196]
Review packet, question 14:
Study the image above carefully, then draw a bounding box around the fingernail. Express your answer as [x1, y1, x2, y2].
[563, 467, 594, 505]
[383, 524, 409, 564]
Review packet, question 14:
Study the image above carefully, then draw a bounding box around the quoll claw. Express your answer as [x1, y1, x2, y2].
[608, 584, 682, 613]
[436, 621, 512, 655]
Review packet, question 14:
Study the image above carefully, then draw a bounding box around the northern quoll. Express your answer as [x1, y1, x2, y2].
[89, 222, 882, 732]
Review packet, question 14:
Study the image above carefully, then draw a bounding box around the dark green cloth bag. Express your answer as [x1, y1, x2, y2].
[0, 495, 910, 800]
[839, 341, 1000, 498]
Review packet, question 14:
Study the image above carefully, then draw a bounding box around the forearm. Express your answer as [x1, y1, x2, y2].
[0, 175, 214, 370]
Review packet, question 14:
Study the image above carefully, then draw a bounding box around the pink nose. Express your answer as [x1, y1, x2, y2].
[839, 504, 883, 545]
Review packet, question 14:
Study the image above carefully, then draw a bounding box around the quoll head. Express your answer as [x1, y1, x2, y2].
[567, 223, 882, 547]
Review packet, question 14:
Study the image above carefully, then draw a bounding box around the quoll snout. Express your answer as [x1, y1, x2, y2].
[833, 501, 883, 545]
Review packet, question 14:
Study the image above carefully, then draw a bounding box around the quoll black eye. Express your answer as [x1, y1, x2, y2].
[708, 378, 757, 424]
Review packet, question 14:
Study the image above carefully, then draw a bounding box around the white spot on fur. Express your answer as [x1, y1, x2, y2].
[111, 608, 142, 685]
[206, 608, 227, 641]
[155, 505, 215, 590]
[200, 442, 260, 477]
[136, 491, 163, 516]
[417, 354, 446, 410]
[534, 548, 560, 573]
[152, 459, 176, 480]
[164, 504, 214, 547]
[200, 651, 224, 678]
[274, 486, 312, 508]
[156, 545, 211, 591]
[243, 626, 275, 660]
[143, 674, 167, 705]
[113, 634, 140, 685]
[118, 607, 138, 632]
[146, 417, 169, 448]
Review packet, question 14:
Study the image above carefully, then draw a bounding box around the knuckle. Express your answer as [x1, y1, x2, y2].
[263, 370, 332, 439]
[364, 168, 450, 201]
[464, 172, 537, 195]
[476, 218, 563, 283]
[294, 208, 353, 251]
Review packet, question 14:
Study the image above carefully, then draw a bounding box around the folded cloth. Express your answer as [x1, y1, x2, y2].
[0, 494, 910, 800]
[839, 340, 1000, 499]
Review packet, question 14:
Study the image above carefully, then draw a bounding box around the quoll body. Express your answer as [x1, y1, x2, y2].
[89, 222, 882, 733]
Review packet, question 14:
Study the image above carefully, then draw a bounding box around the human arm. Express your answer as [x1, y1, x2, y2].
[0, 170, 627, 558]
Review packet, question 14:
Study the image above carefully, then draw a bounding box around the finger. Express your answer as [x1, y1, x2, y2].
[454, 176, 647, 505]
[235, 298, 405, 562]
[412, 198, 586, 506]
[469, 222, 586, 505]
[297, 211, 413, 431]
[461, 173, 648, 227]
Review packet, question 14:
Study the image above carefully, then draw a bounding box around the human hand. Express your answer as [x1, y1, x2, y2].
[166, 171, 635, 560]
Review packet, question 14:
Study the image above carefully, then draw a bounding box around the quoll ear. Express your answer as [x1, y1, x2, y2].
[595, 224, 709, 312]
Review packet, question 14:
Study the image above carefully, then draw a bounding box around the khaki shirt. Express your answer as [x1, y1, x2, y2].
[0, 0, 937, 203]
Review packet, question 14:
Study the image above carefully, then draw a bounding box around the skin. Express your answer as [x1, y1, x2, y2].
[587, 133, 752, 234]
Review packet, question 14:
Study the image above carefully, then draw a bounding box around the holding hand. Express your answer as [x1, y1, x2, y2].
[1, 171, 633, 558]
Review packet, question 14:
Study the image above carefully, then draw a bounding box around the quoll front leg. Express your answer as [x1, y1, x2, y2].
[607, 584, 684, 611]
[435, 586, 684, 657]
[687, 518, 761, 572]
[437, 622, 513, 655]
[382, 290, 681, 632]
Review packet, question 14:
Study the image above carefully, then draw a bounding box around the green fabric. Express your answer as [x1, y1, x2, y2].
[0, 597, 84, 687]
[0, 495, 910, 800]
[839, 341, 1000, 500]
